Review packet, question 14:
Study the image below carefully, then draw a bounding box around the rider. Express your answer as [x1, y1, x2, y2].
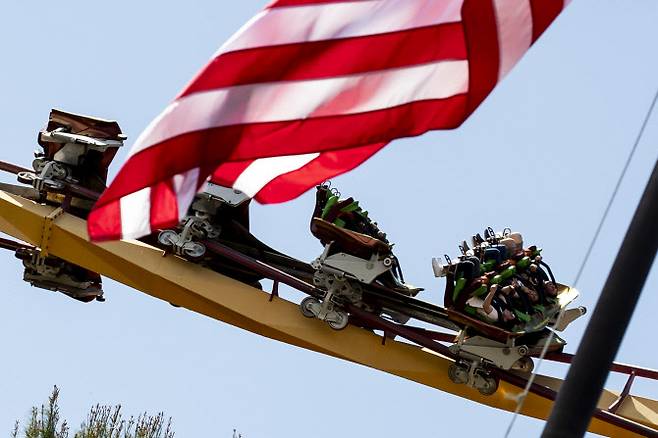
[448, 228, 558, 328]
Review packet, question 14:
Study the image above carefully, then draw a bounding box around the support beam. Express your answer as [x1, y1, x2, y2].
[0, 190, 655, 437]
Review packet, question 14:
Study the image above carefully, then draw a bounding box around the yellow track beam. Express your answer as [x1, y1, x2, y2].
[0, 190, 655, 437]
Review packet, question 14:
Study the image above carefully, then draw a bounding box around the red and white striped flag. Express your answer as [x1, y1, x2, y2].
[88, 0, 569, 241]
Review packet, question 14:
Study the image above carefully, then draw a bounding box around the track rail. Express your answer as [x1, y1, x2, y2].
[204, 240, 658, 437]
[208, 239, 461, 331]
[0, 160, 99, 201]
[0, 173, 655, 436]
[206, 240, 658, 378]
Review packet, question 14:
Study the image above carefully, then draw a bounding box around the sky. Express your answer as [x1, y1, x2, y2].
[1, 1, 657, 437]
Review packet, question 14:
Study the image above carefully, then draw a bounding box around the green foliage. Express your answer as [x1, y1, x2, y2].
[74, 405, 173, 438]
[13, 387, 174, 438]
[20, 386, 69, 438]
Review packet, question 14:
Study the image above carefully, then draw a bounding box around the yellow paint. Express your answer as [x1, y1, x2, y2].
[0, 190, 654, 437]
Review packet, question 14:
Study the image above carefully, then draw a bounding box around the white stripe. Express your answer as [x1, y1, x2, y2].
[172, 167, 200, 221]
[130, 60, 469, 156]
[493, 0, 533, 79]
[119, 186, 152, 239]
[217, 0, 463, 56]
[233, 153, 319, 198]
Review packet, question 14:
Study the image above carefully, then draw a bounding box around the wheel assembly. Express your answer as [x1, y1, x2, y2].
[476, 374, 499, 396]
[300, 296, 320, 318]
[158, 230, 179, 247]
[17, 171, 36, 185]
[448, 362, 469, 385]
[327, 311, 349, 330]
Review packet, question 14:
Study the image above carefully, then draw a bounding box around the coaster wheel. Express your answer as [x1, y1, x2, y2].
[300, 296, 320, 318]
[157, 230, 179, 247]
[327, 311, 349, 330]
[476, 374, 499, 396]
[182, 241, 206, 259]
[17, 171, 37, 185]
[448, 362, 469, 385]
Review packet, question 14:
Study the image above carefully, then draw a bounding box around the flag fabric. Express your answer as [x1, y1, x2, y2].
[88, 0, 569, 241]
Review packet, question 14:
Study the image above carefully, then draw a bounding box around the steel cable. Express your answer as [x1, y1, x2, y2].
[503, 86, 658, 437]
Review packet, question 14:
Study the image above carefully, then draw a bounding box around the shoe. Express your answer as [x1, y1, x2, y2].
[379, 271, 423, 296]
[472, 233, 484, 247]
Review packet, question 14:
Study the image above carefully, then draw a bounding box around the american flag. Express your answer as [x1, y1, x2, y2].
[88, 0, 569, 241]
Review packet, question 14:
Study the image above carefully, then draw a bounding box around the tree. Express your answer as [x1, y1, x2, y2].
[12, 386, 174, 438]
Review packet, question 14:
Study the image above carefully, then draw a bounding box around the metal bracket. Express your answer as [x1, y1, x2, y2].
[322, 252, 391, 284]
[39, 207, 64, 258]
[449, 335, 527, 371]
[269, 280, 279, 302]
[608, 371, 636, 414]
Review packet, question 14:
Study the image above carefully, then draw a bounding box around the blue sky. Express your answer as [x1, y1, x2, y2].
[1, 1, 657, 437]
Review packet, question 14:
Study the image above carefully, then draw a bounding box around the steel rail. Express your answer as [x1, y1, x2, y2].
[0, 189, 654, 436]
[208, 239, 658, 381]
[2, 206, 654, 384]
[0, 236, 32, 252]
[545, 351, 658, 380]
[0, 161, 32, 175]
[202, 240, 658, 437]
[214, 241, 460, 330]
[0, 160, 100, 201]
[0, 165, 655, 436]
[4, 228, 656, 383]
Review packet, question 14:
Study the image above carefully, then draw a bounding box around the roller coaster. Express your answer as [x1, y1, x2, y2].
[0, 110, 656, 437]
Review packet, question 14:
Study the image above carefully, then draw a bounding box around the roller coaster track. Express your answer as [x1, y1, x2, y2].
[0, 189, 656, 437]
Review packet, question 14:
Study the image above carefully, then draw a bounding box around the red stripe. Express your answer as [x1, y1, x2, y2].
[149, 179, 179, 230]
[268, 0, 356, 8]
[211, 160, 255, 187]
[529, 0, 564, 43]
[95, 94, 468, 208]
[180, 23, 465, 97]
[87, 200, 122, 241]
[461, 0, 500, 114]
[254, 143, 387, 204]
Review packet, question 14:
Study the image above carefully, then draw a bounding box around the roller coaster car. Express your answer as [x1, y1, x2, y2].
[17, 109, 125, 214]
[299, 186, 422, 330]
[7, 109, 123, 302]
[14, 246, 104, 302]
[431, 231, 586, 393]
[441, 287, 585, 395]
[153, 182, 272, 289]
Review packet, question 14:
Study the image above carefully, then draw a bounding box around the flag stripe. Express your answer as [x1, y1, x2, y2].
[181, 22, 466, 96]
[218, 0, 463, 55]
[119, 187, 152, 239]
[211, 161, 255, 188]
[233, 153, 320, 198]
[149, 180, 179, 230]
[89, 0, 568, 241]
[172, 167, 201, 221]
[134, 59, 469, 157]
[461, 0, 500, 113]
[492, 0, 533, 80]
[252, 143, 387, 204]
[87, 200, 122, 241]
[529, 0, 564, 43]
[98, 94, 468, 206]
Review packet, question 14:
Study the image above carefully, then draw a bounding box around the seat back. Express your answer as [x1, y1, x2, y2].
[310, 217, 390, 260]
[38, 109, 125, 190]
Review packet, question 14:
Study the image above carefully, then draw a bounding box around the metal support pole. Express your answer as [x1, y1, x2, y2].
[542, 158, 658, 437]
